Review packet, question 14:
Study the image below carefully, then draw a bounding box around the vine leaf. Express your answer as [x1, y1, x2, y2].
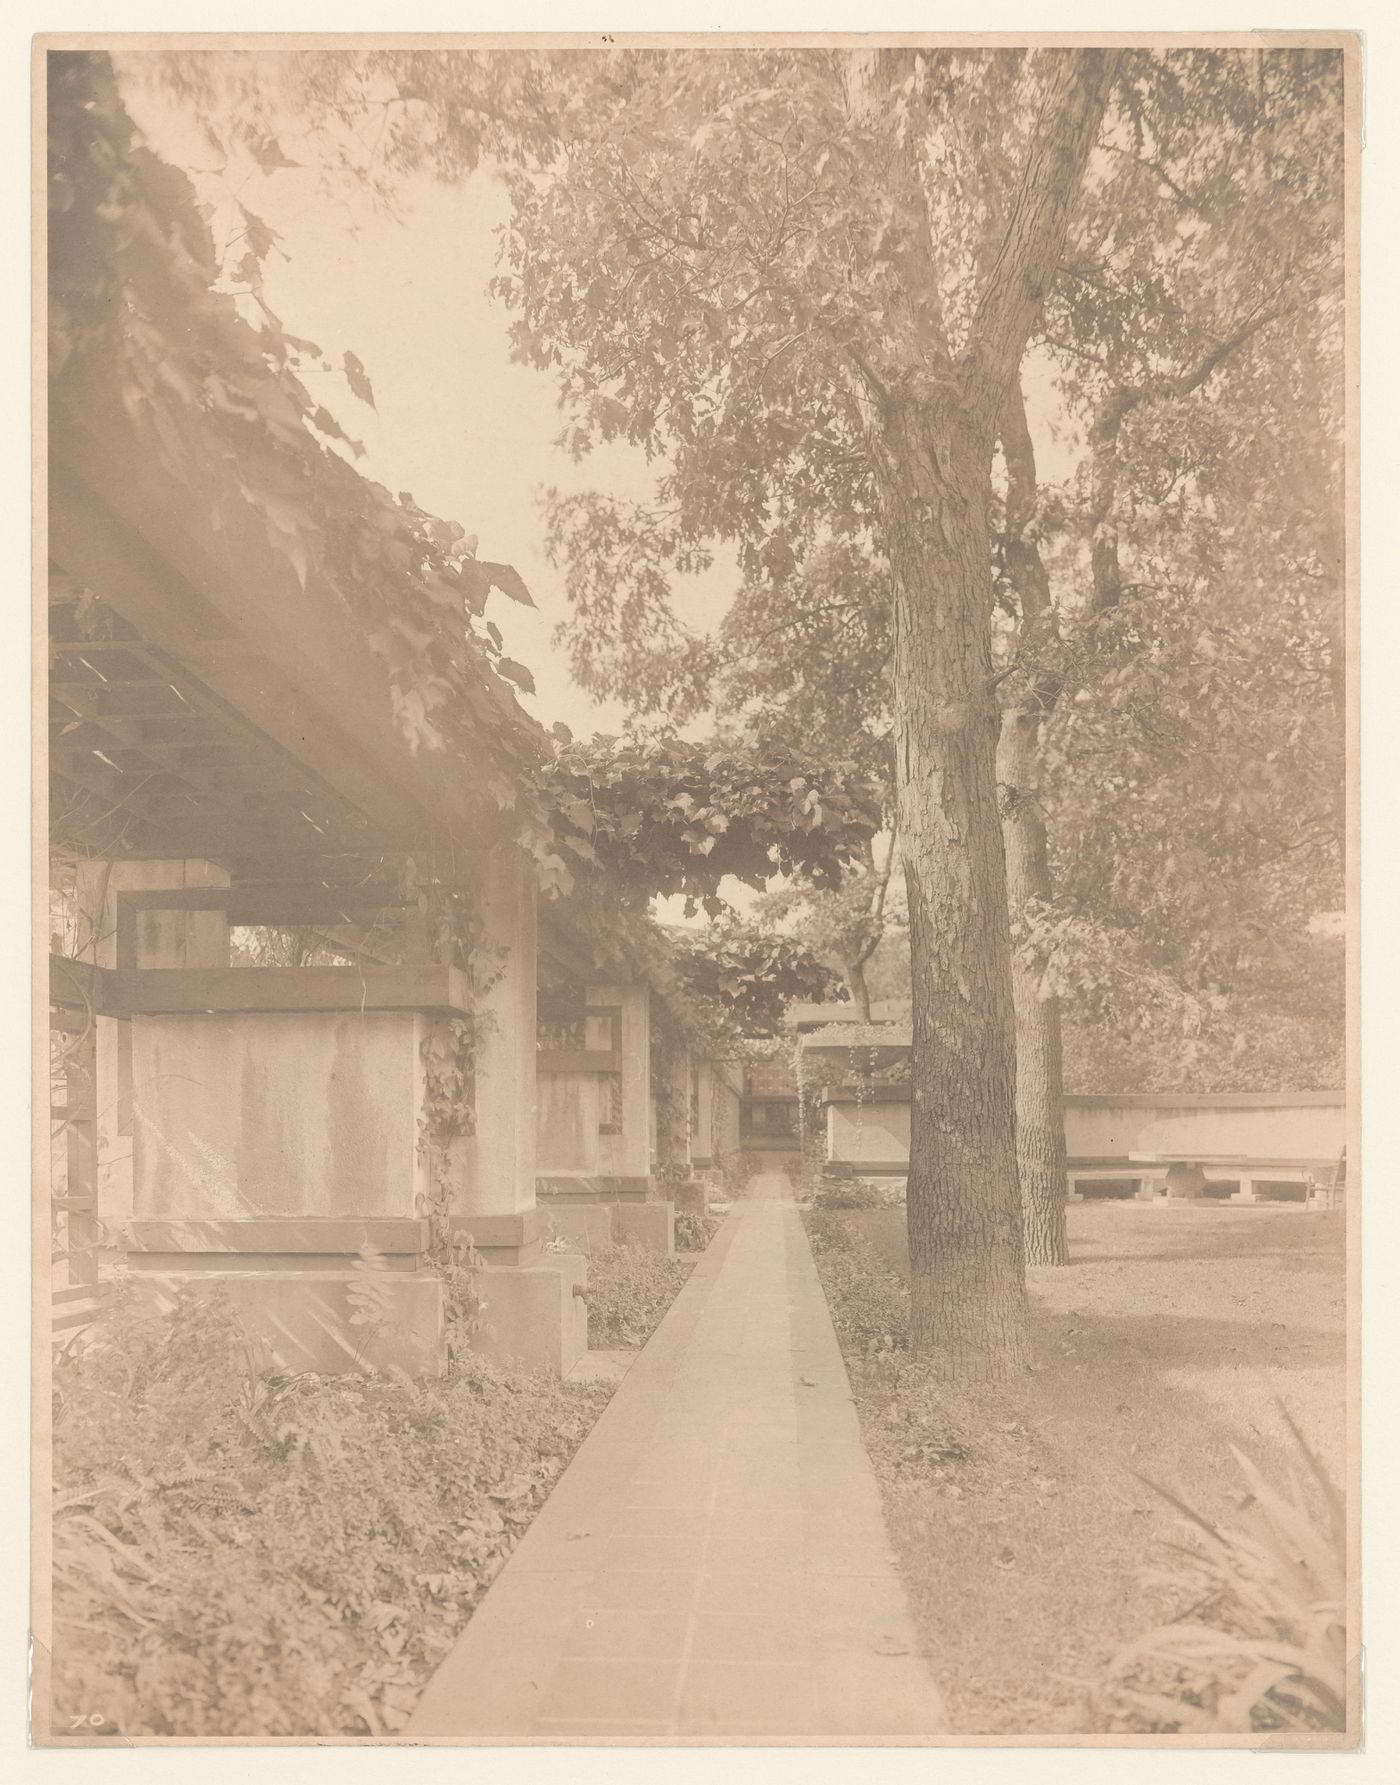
[343, 350, 376, 409]
[480, 562, 535, 607]
[238, 204, 280, 261]
[250, 134, 302, 174]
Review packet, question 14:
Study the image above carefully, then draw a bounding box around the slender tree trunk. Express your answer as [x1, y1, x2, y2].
[998, 379, 1069, 1266]
[877, 399, 1027, 1380]
[845, 958, 874, 1022]
[997, 708, 1069, 1265]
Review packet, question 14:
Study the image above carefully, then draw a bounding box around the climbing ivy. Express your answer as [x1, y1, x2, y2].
[648, 1007, 691, 1178]
[399, 863, 505, 1350]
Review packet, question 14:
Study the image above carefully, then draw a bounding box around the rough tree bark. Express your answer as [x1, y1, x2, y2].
[851, 49, 1117, 1375]
[832, 45, 1114, 1378]
[877, 398, 1029, 1375]
[996, 707, 1069, 1265]
[997, 379, 1069, 1267]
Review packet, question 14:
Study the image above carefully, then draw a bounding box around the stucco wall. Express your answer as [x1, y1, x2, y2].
[537, 1070, 601, 1173]
[822, 1087, 1343, 1167]
[132, 1010, 425, 1219]
[1062, 1096, 1344, 1161]
[828, 1098, 911, 1163]
[536, 984, 650, 1181]
[711, 1069, 743, 1158]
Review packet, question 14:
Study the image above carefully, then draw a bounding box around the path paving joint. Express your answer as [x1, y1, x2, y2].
[408, 1170, 945, 1744]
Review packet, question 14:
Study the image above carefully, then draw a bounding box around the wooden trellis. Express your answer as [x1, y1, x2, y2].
[48, 955, 110, 1336]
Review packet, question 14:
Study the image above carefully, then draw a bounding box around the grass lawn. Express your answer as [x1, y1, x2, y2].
[804, 1198, 1347, 1736]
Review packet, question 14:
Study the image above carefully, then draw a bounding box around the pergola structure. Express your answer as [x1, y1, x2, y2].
[44, 52, 728, 1374]
[47, 420, 592, 1369]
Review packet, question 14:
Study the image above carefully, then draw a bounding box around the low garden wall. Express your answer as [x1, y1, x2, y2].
[817, 1082, 1345, 1201]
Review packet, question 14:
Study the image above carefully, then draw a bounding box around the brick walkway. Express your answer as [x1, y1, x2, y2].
[407, 1172, 944, 1744]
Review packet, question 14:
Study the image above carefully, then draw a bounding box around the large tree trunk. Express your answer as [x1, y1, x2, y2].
[878, 401, 1028, 1380]
[848, 46, 1116, 1379]
[997, 707, 1069, 1265]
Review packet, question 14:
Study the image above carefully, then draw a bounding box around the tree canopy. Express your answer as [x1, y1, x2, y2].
[516, 48, 1344, 1097]
[123, 42, 1349, 1380]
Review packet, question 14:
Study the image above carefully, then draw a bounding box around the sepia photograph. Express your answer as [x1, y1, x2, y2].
[32, 20, 1363, 1754]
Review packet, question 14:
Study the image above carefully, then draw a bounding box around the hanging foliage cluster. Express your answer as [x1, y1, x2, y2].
[48, 52, 546, 825]
[536, 731, 882, 910]
[666, 918, 841, 1038]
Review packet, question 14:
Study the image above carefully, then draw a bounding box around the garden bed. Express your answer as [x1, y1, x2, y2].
[581, 1240, 695, 1348]
[804, 1199, 1346, 1736]
[675, 1209, 723, 1253]
[49, 1243, 692, 1739]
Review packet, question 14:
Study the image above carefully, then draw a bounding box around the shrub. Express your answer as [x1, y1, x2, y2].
[50, 1281, 610, 1738]
[815, 1179, 885, 1210]
[675, 1210, 721, 1252]
[803, 1210, 997, 1491]
[787, 1154, 825, 1200]
[1098, 1409, 1347, 1734]
[583, 1242, 691, 1348]
[804, 1209, 909, 1357]
[718, 1149, 761, 1197]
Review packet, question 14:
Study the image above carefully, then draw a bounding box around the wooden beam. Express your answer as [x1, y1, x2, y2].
[50, 681, 364, 815]
[48, 638, 150, 655]
[53, 1283, 117, 1335]
[90, 881, 404, 926]
[102, 963, 471, 1017]
[227, 888, 405, 926]
[49, 954, 111, 1010]
[52, 672, 327, 774]
[51, 678, 204, 713]
[65, 812, 383, 863]
[49, 765, 232, 835]
[49, 442, 516, 851]
[537, 1048, 623, 1075]
[53, 1283, 116, 1306]
[103, 886, 402, 969]
[121, 1217, 428, 1255]
[51, 718, 307, 797]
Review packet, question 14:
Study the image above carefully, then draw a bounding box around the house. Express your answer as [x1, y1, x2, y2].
[44, 55, 730, 1378]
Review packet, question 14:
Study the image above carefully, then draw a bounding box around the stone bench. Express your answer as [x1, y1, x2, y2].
[1068, 1153, 1338, 1205]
